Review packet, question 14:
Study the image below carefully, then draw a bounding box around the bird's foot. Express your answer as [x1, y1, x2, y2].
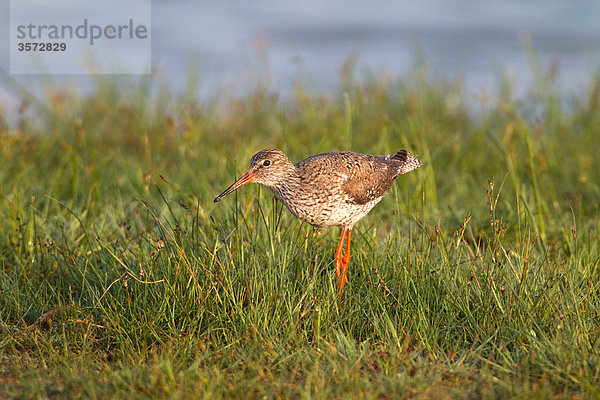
[337, 251, 351, 295]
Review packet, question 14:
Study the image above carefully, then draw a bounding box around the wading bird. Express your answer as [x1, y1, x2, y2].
[214, 148, 421, 295]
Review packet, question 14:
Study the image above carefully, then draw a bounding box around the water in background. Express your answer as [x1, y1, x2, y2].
[1, 0, 600, 106]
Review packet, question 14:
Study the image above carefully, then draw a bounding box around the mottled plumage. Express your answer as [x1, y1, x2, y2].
[214, 148, 421, 295]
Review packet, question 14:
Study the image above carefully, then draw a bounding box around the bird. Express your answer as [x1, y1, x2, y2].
[214, 148, 421, 295]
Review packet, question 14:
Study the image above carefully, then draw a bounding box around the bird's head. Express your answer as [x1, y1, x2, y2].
[214, 148, 294, 202]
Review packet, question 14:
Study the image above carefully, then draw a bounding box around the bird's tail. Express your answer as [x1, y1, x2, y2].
[387, 149, 422, 175]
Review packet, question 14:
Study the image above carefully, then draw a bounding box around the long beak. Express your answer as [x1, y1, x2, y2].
[214, 172, 257, 202]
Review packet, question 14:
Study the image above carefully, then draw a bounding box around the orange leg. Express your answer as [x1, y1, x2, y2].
[338, 229, 352, 295]
[335, 228, 348, 279]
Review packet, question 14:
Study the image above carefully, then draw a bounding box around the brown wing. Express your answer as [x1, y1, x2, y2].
[294, 151, 414, 206]
[341, 162, 395, 204]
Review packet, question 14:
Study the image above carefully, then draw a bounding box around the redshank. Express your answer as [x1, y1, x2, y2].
[214, 148, 421, 294]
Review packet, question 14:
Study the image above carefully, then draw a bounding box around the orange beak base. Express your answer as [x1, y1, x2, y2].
[213, 172, 257, 202]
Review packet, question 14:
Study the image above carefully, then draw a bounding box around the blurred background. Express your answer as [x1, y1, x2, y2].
[1, 0, 600, 106]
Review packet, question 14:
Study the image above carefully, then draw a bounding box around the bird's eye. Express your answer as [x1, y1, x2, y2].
[263, 160, 271, 167]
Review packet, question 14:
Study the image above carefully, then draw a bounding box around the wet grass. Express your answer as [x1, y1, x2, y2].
[1, 65, 599, 398]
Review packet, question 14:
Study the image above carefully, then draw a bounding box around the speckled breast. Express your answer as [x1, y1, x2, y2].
[277, 192, 384, 229]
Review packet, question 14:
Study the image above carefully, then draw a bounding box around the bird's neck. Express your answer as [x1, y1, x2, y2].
[269, 166, 301, 202]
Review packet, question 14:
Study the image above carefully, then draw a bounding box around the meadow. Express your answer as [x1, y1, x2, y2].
[0, 64, 599, 398]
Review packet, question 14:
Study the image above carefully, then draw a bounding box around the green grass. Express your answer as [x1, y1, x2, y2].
[1, 64, 599, 399]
